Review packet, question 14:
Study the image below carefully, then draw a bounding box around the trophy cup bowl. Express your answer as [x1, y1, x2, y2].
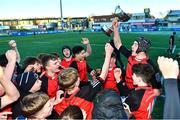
[102, 5, 131, 37]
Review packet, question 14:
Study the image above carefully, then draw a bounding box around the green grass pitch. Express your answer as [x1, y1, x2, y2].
[0, 31, 179, 118]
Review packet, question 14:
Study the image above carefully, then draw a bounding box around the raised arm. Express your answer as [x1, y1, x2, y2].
[157, 56, 180, 119]
[112, 20, 122, 50]
[0, 50, 20, 109]
[99, 43, 114, 80]
[114, 68, 130, 96]
[8, 40, 21, 63]
[81, 38, 92, 57]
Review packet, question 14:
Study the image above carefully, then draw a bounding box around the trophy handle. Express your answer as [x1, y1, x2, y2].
[101, 25, 113, 37]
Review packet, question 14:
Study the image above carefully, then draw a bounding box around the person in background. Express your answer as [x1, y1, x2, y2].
[168, 32, 176, 54]
[61, 38, 92, 68]
[70, 45, 96, 87]
[61, 46, 74, 68]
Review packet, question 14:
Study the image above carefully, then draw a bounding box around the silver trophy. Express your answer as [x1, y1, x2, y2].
[102, 6, 130, 37]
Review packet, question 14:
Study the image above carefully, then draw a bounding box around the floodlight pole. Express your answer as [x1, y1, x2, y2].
[60, 0, 63, 29]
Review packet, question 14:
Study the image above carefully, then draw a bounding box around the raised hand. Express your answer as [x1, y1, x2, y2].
[8, 40, 17, 48]
[90, 70, 97, 80]
[81, 38, 90, 45]
[157, 56, 179, 79]
[5, 50, 16, 63]
[53, 90, 64, 105]
[112, 18, 119, 30]
[105, 43, 114, 55]
[114, 68, 122, 83]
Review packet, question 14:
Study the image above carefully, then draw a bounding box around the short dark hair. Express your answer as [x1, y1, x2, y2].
[72, 46, 84, 56]
[50, 52, 60, 58]
[132, 63, 155, 83]
[62, 46, 72, 57]
[41, 54, 57, 67]
[62, 46, 71, 52]
[173, 32, 176, 35]
[0, 54, 8, 67]
[111, 52, 117, 58]
[23, 56, 41, 69]
[37, 53, 47, 62]
[59, 105, 83, 119]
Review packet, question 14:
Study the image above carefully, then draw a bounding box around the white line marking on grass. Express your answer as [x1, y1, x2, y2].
[33, 41, 51, 44]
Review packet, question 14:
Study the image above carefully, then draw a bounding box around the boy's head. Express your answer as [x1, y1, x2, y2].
[62, 46, 72, 58]
[72, 46, 85, 60]
[59, 105, 84, 119]
[41, 54, 60, 73]
[50, 52, 60, 58]
[133, 37, 151, 53]
[23, 57, 41, 72]
[173, 32, 176, 35]
[58, 67, 79, 90]
[37, 53, 47, 62]
[109, 52, 117, 68]
[21, 92, 53, 119]
[50, 52, 61, 63]
[132, 63, 155, 85]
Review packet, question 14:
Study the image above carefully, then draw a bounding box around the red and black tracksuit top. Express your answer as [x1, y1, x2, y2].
[126, 55, 148, 89]
[40, 72, 59, 98]
[117, 83, 155, 119]
[54, 77, 104, 119]
[70, 60, 93, 86]
[103, 65, 120, 94]
[61, 57, 74, 68]
[126, 86, 155, 119]
[118, 45, 161, 90]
